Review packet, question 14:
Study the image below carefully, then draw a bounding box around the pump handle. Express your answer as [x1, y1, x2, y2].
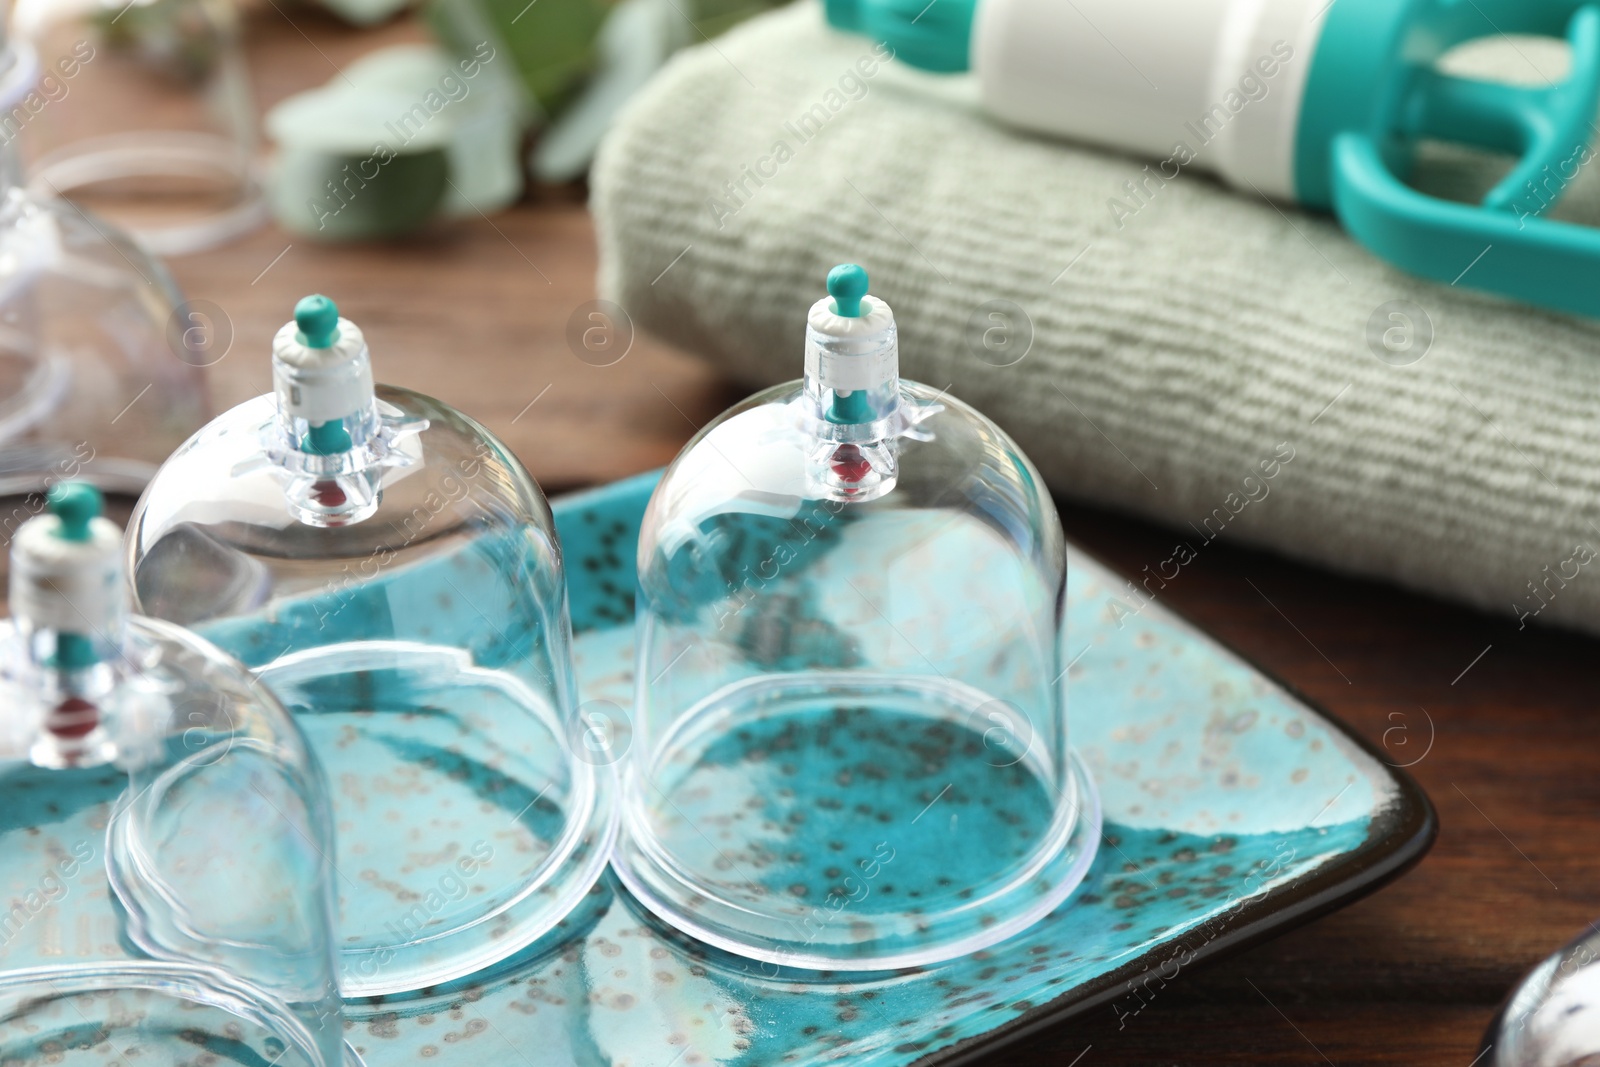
[1325, 1, 1600, 315]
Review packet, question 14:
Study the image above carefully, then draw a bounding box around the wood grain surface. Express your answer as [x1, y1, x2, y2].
[160, 7, 1597, 1064]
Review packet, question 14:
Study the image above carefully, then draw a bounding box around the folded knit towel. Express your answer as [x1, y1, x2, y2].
[592, 2, 1600, 635]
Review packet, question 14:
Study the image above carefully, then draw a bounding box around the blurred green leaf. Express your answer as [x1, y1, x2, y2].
[93, 0, 226, 85]
[427, 0, 611, 116]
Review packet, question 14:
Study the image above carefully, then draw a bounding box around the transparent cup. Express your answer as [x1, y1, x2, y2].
[0, 42, 206, 510]
[615, 266, 1101, 970]
[9, 0, 265, 254]
[1489, 924, 1600, 1067]
[126, 298, 615, 996]
[1, 483, 353, 1067]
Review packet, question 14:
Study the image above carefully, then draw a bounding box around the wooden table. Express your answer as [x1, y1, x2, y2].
[170, 8, 1600, 1064]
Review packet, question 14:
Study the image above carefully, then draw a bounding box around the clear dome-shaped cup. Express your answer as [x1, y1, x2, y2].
[125, 296, 614, 997]
[614, 265, 1101, 970]
[0, 42, 206, 505]
[8, 0, 265, 255]
[1486, 925, 1600, 1067]
[1, 483, 353, 1067]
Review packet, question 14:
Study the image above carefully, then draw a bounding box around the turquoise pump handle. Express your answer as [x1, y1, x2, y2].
[1334, 134, 1600, 316]
[1306, 0, 1600, 314]
[1406, 8, 1600, 215]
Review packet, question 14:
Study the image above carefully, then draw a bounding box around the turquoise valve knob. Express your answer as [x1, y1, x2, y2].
[295, 295, 341, 348]
[48, 483, 102, 543]
[828, 264, 870, 317]
[289, 294, 354, 455]
[36, 481, 107, 668]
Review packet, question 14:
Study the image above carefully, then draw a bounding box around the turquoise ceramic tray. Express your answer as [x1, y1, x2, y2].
[339, 471, 1435, 1067]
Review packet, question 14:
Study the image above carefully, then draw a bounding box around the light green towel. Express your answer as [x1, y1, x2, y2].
[593, 1, 1600, 635]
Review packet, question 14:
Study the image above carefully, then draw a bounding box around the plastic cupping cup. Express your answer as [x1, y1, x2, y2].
[0, 41, 205, 503]
[0, 483, 354, 1067]
[125, 296, 615, 997]
[615, 265, 1102, 970]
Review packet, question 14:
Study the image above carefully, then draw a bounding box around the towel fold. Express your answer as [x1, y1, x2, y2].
[593, 1, 1600, 635]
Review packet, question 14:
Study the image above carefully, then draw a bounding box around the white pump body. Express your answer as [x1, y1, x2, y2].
[971, 0, 1331, 199]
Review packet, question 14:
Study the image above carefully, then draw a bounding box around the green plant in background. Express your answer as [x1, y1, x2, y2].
[265, 43, 527, 239]
[682, 0, 778, 40]
[266, 0, 782, 238]
[427, 0, 611, 119]
[93, 0, 229, 84]
[428, 0, 782, 180]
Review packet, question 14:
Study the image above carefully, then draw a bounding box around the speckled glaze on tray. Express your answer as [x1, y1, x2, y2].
[328, 471, 1434, 1067]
